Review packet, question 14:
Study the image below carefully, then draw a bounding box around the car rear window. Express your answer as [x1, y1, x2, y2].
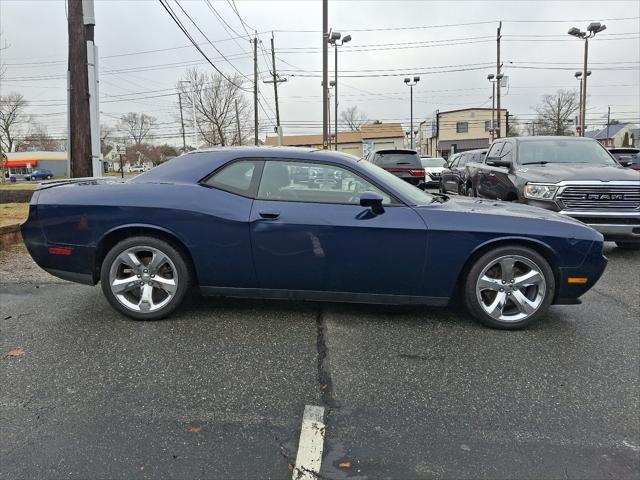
[373, 152, 421, 167]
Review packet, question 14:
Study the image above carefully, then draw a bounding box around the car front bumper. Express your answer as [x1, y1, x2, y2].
[558, 210, 640, 243]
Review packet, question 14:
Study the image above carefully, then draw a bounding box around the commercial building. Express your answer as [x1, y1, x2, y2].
[2, 151, 69, 177]
[419, 108, 509, 159]
[264, 123, 405, 157]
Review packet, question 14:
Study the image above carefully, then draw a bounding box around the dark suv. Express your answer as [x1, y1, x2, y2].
[465, 136, 640, 249]
[608, 147, 640, 170]
[365, 149, 426, 189]
[440, 149, 487, 195]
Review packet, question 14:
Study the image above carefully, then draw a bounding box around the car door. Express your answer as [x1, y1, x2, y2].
[453, 153, 469, 192]
[476, 142, 504, 198]
[441, 156, 458, 193]
[249, 159, 428, 296]
[488, 142, 516, 199]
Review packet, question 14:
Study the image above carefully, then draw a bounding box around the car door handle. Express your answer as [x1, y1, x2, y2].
[259, 210, 280, 219]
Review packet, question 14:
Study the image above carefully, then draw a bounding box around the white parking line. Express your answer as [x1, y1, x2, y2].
[292, 405, 326, 480]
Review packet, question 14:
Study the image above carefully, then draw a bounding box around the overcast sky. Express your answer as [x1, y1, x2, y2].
[1, 0, 639, 146]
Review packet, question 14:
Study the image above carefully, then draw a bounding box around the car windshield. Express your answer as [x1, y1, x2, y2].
[420, 157, 447, 167]
[518, 139, 618, 166]
[358, 160, 434, 205]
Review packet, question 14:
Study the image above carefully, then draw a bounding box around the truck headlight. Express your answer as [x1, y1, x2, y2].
[524, 183, 558, 200]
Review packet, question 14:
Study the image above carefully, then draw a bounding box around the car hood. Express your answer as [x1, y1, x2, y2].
[414, 196, 602, 243]
[515, 163, 640, 183]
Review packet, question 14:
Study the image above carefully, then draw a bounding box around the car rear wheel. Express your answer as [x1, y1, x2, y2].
[46, 175, 52, 179]
[464, 246, 555, 329]
[31, 176, 37, 181]
[100, 236, 191, 320]
[615, 242, 640, 250]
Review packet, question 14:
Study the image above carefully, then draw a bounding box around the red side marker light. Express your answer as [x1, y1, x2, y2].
[48, 247, 73, 256]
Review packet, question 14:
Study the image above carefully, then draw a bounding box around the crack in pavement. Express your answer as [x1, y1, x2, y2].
[315, 307, 337, 410]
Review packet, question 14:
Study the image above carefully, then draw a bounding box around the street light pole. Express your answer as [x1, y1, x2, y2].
[329, 32, 351, 151]
[568, 22, 607, 136]
[404, 76, 420, 149]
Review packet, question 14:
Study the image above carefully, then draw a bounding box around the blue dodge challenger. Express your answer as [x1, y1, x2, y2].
[21, 147, 607, 329]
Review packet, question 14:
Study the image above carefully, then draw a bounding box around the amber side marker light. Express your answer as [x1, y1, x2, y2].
[567, 277, 588, 284]
[48, 247, 73, 256]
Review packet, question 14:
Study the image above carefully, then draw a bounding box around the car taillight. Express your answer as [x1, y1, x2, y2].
[409, 169, 425, 177]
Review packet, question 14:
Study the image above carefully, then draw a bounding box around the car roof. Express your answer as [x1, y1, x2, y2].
[513, 136, 597, 143]
[135, 146, 361, 184]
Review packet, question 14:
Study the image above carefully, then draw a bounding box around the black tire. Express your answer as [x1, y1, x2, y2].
[464, 245, 555, 330]
[31, 176, 37, 181]
[46, 175, 52, 179]
[100, 235, 192, 320]
[465, 183, 476, 197]
[615, 242, 640, 250]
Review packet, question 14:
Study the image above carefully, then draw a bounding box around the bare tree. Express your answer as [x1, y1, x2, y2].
[534, 89, 579, 136]
[100, 123, 114, 156]
[16, 124, 63, 152]
[118, 112, 156, 146]
[507, 115, 520, 137]
[339, 106, 368, 131]
[178, 68, 251, 147]
[0, 93, 30, 153]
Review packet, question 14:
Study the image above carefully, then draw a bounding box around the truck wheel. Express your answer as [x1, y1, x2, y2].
[615, 242, 640, 251]
[100, 236, 192, 321]
[464, 246, 555, 329]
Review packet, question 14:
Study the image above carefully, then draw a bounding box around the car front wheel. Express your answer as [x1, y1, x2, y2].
[100, 236, 191, 320]
[464, 246, 555, 329]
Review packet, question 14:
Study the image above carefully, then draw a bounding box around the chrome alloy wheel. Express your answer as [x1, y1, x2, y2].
[475, 255, 546, 323]
[108, 246, 178, 313]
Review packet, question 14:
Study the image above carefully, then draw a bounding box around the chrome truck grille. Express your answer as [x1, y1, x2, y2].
[557, 185, 640, 211]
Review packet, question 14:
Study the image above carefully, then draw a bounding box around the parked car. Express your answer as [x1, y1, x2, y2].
[24, 169, 54, 181]
[465, 136, 640, 249]
[608, 147, 640, 170]
[22, 147, 608, 329]
[420, 156, 447, 188]
[440, 149, 487, 195]
[365, 149, 426, 190]
[129, 165, 145, 173]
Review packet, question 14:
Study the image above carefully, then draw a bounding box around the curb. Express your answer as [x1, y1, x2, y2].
[0, 223, 23, 250]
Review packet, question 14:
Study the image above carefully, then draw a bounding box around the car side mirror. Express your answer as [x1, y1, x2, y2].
[486, 157, 511, 168]
[359, 191, 385, 215]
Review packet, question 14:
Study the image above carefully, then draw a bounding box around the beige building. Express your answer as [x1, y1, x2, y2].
[420, 108, 509, 159]
[264, 123, 405, 157]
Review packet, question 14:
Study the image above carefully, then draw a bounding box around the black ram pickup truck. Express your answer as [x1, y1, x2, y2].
[465, 136, 640, 249]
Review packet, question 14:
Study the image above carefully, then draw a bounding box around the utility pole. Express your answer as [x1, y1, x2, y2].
[263, 33, 287, 145]
[557, 97, 562, 135]
[581, 37, 589, 138]
[253, 36, 258, 146]
[178, 92, 186, 152]
[606, 105, 611, 146]
[495, 21, 502, 139]
[235, 99, 242, 145]
[67, 0, 92, 178]
[334, 42, 338, 151]
[322, 0, 329, 149]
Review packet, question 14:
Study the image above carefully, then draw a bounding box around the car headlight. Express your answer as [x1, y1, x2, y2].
[523, 183, 559, 200]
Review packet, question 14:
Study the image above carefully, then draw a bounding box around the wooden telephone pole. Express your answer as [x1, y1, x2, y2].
[263, 33, 287, 145]
[495, 21, 502, 139]
[67, 0, 93, 177]
[253, 36, 258, 146]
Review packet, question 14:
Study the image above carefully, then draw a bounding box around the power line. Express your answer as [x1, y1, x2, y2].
[157, 0, 249, 91]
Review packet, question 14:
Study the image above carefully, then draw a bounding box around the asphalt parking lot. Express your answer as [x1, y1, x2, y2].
[1, 243, 639, 479]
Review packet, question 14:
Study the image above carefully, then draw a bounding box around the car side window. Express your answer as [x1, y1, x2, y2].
[500, 143, 513, 162]
[203, 160, 260, 197]
[257, 160, 392, 205]
[458, 154, 469, 167]
[485, 143, 503, 162]
[449, 157, 459, 168]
